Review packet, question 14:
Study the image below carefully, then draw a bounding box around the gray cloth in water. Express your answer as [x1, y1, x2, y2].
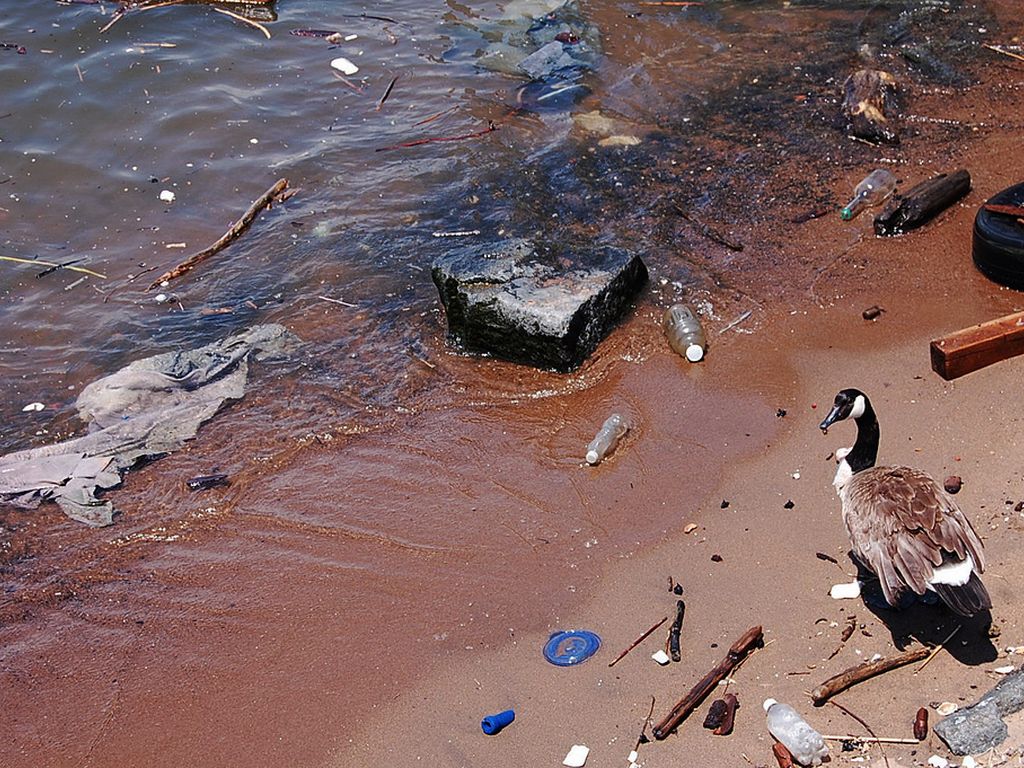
[0, 324, 300, 527]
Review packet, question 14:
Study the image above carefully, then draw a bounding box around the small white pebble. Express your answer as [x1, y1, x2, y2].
[154, 293, 168, 303]
[927, 755, 949, 768]
[651, 649, 671, 665]
[994, 665, 1016, 674]
[683, 523, 698, 534]
[936, 702, 958, 716]
[792, 471, 801, 479]
[962, 756, 978, 768]
[344, 33, 358, 41]
[21, 402, 45, 412]
[159, 190, 175, 203]
[627, 750, 638, 763]
[249, 138, 258, 144]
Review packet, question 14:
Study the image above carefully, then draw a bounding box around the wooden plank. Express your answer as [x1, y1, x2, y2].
[930, 310, 1024, 380]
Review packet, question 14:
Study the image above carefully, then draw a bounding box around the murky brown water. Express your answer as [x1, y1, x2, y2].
[0, 0, 1010, 765]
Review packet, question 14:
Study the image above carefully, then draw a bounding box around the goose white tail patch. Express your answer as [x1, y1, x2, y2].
[850, 394, 866, 420]
[928, 555, 975, 587]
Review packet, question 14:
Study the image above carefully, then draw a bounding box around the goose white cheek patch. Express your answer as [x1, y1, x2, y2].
[850, 394, 866, 419]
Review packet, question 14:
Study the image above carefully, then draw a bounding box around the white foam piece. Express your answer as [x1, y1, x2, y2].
[830, 581, 862, 600]
[651, 649, 670, 665]
[563, 744, 590, 767]
[330, 57, 359, 75]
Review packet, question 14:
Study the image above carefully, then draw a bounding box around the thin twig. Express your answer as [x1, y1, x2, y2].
[915, 625, 961, 674]
[147, 178, 290, 290]
[0, 255, 106, 279]
[608, 615, 670, 667]
[331, 71, 365, 94]
[414, 106, 458, 127]
[99, 9, 125, 33]
[635, 696, 657, 750]
[375, 121, 499, 152]
[318, 295, 357, 308]
[376, 76, 398, 111]
[719, 309, 752, 334]
[821, 735, 919, 744]
[212, 7, 271, 39]
[983, 44, 1024, 63]
[828, 700, 890, 768]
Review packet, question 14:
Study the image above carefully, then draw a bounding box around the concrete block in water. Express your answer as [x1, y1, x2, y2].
[431, 239, 647, 371]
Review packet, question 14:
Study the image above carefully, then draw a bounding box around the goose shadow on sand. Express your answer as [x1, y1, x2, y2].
[850, 557, 998, 666]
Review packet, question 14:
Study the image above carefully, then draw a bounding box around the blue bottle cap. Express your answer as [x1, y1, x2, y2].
[543, 629, 601, 666]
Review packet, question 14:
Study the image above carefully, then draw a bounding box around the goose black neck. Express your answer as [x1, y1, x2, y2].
[847, 401, 879, 473]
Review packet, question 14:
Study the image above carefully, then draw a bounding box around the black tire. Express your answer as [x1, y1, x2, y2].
[973, 181, 1024, 290]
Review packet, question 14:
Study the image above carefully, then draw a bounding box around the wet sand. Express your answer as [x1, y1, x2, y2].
[4, 3, 1024, 767]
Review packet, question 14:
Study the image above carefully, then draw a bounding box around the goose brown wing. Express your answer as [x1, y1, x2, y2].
[845, 466, 986, 602]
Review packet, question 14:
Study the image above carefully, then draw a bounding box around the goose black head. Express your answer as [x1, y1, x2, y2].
[819, 388, 870, 434]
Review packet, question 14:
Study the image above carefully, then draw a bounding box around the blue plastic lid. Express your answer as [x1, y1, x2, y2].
[543, 629, 601, 666]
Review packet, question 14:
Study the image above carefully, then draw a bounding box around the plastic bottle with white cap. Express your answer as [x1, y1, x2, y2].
[586, 413, 628, 465]
[664, 304, 706, 362]
[763, 698, 830, 766]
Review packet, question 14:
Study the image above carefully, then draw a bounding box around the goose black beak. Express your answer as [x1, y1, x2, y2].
[819, 405, 843, 434]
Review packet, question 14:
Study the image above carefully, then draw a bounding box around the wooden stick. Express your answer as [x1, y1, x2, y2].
[821, 735, 919, 744]
[915, 624, 961, 673]
[147, 178, 289, 290]
[811, 646, 930, 706]
[376, 76, 398, 111]
[212, 7, 271, 39]
[653, 625, 763, 739]
[608, 615, 669, 667]
[930, 310, 1024, 380]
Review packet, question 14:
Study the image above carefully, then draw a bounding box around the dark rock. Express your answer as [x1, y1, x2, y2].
[944, 475, 963, 494]
[840, 69, 901, 145]
[431, 239, 647, 371]
[862, 305, 884, 321]
[934, 670, 1024, 755]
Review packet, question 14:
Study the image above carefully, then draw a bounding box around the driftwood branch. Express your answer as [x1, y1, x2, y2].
[653, 625, 763, 739]
[147, 178, 290, 290]
[669, 599, 686, 662]
[811, 646, 930, 706]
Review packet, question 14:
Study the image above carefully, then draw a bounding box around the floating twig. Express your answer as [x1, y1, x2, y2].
[213, 7, 271, 39]
[811, 646, 930, 705]
[915, 625, 961, 674]
[431, 229, 480, 238]
[147, 178, 290, 290]
[608, 615, 670, 667]
[376, 76, 398, 111]
[414, 105, 458, 127]
[99, 9, 125, 33]
[345, 12, 398, 24]
[331, 70, 365, 94]
[1, 254, 106, 279]
[983, 44, 1024, 64]
[653, 625, 763, 739]
[318, 295, 357, 308]
[375, 121, 499, 152]
[639, 1, 704, 5]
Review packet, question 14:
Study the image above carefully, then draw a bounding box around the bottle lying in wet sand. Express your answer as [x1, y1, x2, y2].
[663, 304, 706, 362]
[841, 168, 897, 221]
[763, 699, 830, 767]
[586, 413, 628, 465]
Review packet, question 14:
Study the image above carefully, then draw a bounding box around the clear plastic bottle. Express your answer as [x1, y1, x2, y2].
[586, 413, 628, 465]
[663, 304, 706, 362]
[840, 168, 897, 220]
[763, 699, 830, 767]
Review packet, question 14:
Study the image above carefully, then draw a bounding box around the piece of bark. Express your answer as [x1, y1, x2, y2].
[874, 169, 971, 236]
[653, 625, 763, 739]
[811, 646, 931, 705]
[715, 693, 738, 735]
[773, 741, 795, 768]
[841, 68, 900, 145]
[930, 309, 1024, 380]
[669, 599, 686, 662]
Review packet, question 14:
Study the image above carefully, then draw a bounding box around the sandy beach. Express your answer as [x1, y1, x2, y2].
[337, 57, 1024, 767]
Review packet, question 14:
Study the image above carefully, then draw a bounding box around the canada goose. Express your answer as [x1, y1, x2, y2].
[819, 388, 991, 617]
